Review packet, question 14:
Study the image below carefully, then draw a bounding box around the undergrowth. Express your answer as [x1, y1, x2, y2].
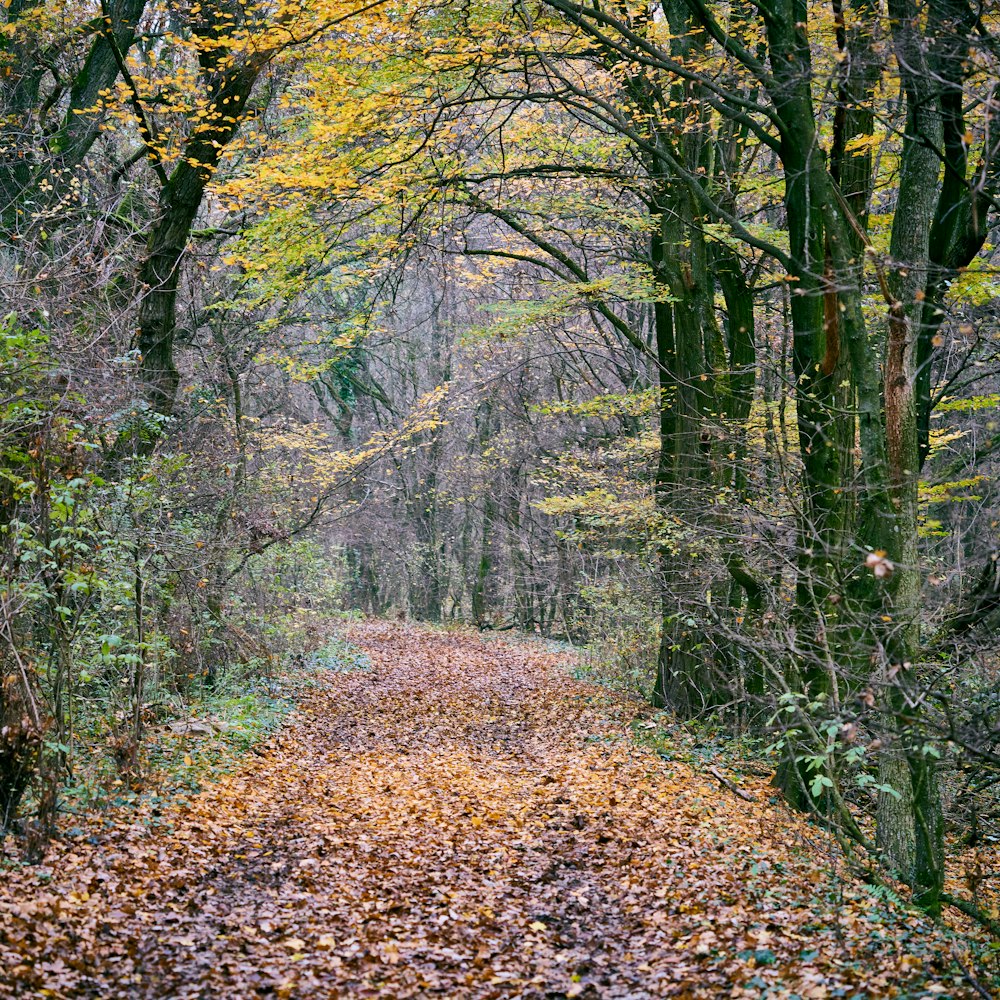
[49, 630, 371, 839]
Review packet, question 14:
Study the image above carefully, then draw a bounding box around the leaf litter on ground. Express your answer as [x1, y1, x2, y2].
[0, 622, 985, 998]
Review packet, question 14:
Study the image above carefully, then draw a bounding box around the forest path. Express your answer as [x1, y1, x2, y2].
[0, 623, 962, 998]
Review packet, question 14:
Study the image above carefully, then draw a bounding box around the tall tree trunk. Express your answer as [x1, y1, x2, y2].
[869, 0, 951, 912]
[651, 0, 724, 715]
[111, 3, 271, 464]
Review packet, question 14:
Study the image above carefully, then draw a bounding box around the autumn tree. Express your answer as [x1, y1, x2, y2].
[0, 0, 414, 840]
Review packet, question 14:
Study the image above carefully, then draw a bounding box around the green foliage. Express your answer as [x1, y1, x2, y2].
[309, 634, 371, 673]
[633, 713, 776, 775]
[530, 389, 658, 420]
[572, 581, 660, 696]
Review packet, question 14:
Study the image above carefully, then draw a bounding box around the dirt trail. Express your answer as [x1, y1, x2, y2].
[0, 624, 967, 997]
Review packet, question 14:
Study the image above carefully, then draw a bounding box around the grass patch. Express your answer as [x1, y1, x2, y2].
[632, 714, 777, 777]
[309, 634, 371, 673]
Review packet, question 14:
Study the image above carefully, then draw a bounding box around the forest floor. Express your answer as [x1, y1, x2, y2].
[0, 622, 987, 998]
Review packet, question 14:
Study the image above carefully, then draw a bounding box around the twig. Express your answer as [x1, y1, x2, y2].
[708, 765, 757, 802]
[950, 943, 995, 1000]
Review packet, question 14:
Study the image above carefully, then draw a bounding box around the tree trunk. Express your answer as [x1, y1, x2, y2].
[110, 4, 270, 464]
